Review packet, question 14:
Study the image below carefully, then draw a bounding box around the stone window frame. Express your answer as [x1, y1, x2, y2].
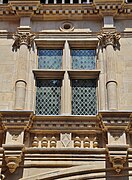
[33, 39, 100, 115]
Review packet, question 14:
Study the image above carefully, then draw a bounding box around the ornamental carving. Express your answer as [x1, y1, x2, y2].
[12, 32, 35, 49]
[60, 133, 71, 147]
[98, 31, 121, 48]
[110, 156, 126, 174]
[5, 156, 22, 173]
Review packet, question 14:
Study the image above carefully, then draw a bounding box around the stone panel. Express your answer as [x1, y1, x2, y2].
[31, 20, 102, 32]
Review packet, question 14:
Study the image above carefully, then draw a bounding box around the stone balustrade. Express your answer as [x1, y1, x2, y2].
[31, 133, 99, 148]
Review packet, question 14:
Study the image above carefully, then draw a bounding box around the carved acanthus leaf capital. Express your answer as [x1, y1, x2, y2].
[97, 31, 121, 48]
[13, 32, 35, 49]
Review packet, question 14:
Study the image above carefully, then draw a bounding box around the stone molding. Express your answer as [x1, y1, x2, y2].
[97, 30, 121, 48]
[0, 111, 33, 130]
[0, 1, 132, 20]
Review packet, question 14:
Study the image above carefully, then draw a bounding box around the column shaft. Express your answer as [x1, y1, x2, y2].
[106, 45, 117, 110]
[13, 28, 34, 110]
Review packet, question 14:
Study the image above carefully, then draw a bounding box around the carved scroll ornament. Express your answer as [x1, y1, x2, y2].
[13, 32, 35, 49]
[98, 31, 121, 48]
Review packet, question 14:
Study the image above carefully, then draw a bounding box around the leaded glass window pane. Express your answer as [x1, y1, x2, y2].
[36, 79, 61, 115]
[72, 79, 97, 115]
[38, 49, 62, 69]
[72, 49, 96, 69]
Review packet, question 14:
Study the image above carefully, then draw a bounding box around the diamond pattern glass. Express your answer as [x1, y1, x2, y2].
[72, 79, 97, 115]
[72, 49, 96, 69]
[38, 49, 62, 69]
[36, 79, 61, 115]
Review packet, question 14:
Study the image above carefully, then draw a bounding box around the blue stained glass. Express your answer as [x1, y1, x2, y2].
[38, 49, 62, 69]
[36, 79, 61, 115]
[72, 79, 97, 115]
[72, 49, 96, 69]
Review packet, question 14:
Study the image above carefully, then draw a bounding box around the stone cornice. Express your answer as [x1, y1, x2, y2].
[0, 1, 132, 20]
[99, 111, 132, 130]
[0, 111, 33, 130]
[1, 31, 132, 40]
[31, 115, 102, 133]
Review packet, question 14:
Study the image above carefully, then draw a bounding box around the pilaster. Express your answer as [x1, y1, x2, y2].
[12, 27, 35, 110]
[98, 28, 121, 110]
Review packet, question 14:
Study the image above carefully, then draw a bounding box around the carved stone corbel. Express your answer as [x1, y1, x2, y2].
[12, 31, 35, 49]
[110, 156, 126, 174]
[3, 144, 24, 173]
[5, 156, 22, 173]
[97, 30, 121, 48]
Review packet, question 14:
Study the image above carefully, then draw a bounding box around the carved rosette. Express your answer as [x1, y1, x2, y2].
[13, 32, 35, 49]
[98, 31, 121, 48]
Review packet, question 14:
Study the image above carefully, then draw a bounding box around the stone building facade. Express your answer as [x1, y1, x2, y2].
[0, 0, 132, 179]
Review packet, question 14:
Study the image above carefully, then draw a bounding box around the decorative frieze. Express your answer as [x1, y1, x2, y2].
[32, 117, 101, 130]
[31, 133, 99, 149]
[0, 0, 132, 20]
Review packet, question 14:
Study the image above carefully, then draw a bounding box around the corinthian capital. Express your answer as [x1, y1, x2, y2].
[13, 31, 35, 49]
[98, 31, 121, 48]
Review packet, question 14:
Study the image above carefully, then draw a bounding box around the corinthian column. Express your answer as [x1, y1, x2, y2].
[98, 29, 120, 110]
[13, 28, 35, 109]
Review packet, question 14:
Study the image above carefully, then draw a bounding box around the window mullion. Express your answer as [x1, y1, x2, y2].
[63, 40, 71, 69]
[61, 41, 72, 114]
[61, 72, 71, 115]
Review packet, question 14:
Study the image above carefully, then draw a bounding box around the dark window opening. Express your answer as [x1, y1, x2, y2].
[65, 0, 70, 3]
[47, 0, 53, 4]
[3, 0, 8, 3]
[57, 0, 62, 3]
[73, 0, 79, 3]
[40, 0, 46, 3]
[127, 0, 132, 3]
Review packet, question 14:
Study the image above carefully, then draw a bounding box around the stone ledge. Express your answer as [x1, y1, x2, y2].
[24, 147, 106, 154]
